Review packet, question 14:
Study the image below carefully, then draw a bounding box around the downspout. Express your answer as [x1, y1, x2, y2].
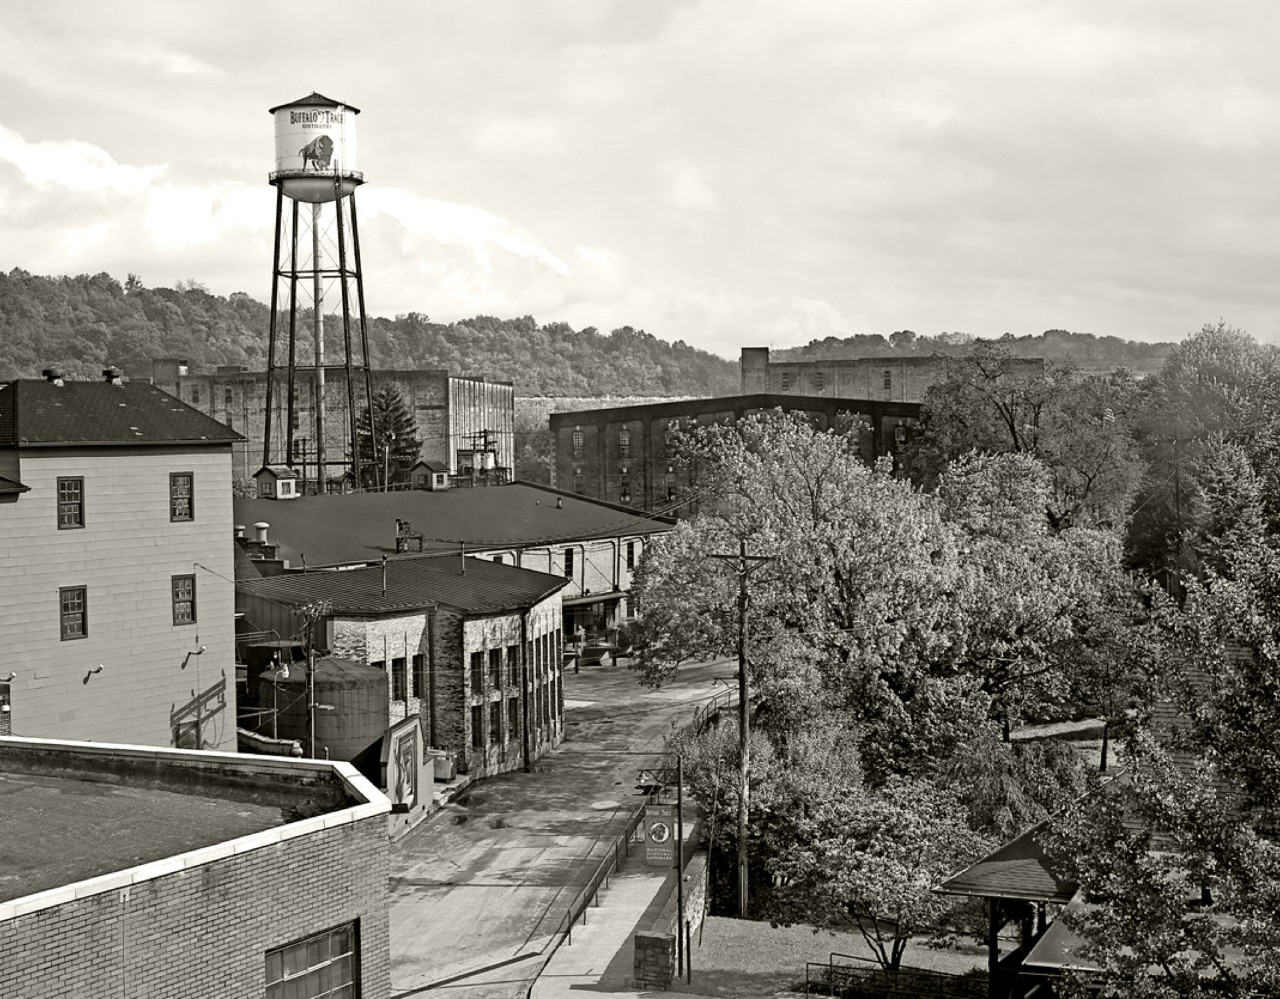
[520, 610, 531, 772]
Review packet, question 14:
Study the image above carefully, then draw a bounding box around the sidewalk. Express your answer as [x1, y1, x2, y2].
[530, 846, 719, 999]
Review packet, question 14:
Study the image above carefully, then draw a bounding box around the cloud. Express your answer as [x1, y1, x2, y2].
[0, 125, 164, 194]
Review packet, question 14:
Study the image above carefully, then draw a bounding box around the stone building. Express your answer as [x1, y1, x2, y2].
[739, 345, 1045, 402]
[0, 735, 390, 999]
[235, 554, 567, 778]
[233, 482, 671, 639]
[150, 359, 514, 488]
[0, 370, 240, 749]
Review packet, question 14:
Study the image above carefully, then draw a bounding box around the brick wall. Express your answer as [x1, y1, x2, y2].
[0, 815, 390, 999]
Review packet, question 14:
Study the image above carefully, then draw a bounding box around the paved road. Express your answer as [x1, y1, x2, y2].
[388, 657, 730, 999]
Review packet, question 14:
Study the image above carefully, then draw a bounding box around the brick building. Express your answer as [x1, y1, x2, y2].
[0, 370, 241, 749]
[0, 735, 390, 999]
[151, 359, 515, 487]
[550, 394, 921, 514]
[739, 346, 1046, 402]
[234, 482, 671, 639]
[235, 555, 567, 778]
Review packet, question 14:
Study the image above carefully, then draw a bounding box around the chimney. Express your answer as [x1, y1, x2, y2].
[42, 368, 65, 387]
[254, 522, 270, 544]
[102, 366, 123, 385]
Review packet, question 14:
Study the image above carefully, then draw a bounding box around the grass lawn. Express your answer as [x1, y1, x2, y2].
[672, 916, 986, 999]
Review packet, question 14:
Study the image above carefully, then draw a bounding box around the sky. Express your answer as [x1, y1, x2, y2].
[2, 1, 1279, 359]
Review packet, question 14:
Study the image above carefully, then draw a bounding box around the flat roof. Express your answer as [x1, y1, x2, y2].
[233, 482, 672, 567]
[0, 737, 386, 915]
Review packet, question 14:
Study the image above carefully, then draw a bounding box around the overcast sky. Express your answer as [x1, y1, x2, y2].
[2, 1, 1277, 357]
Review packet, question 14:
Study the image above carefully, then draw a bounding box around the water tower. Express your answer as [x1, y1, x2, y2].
[263, 92, 377, 491]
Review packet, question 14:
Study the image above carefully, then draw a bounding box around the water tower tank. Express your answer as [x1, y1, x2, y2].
[269, 91, 362, 203]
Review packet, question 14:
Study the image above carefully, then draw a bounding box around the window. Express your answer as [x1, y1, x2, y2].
[813, 371, 824, 392]
[171, 575, 196, 625]
[883, 369, 892, 390]
[291, 410, 300, 431]
[627, 541, 636, 570]
[224, 388, 233, 409]
[894, 424, 908, 446]
[392, 657, 407, 701]
[169, 472, 194, 521]
[780, 372, 792, 392]
[666, 467, 676, 502]
[60, 586, 87, 640]
[563, 547, 575, 579]
[471, 705, 484, 747]
[190, 385, 200, 405]
[489, 648, 504, 688]
[492, 555, 503, 564]
[470, 652, 484, 694]
[507, 644, 519, 686]
[571, 428, 584, 459]
[508, 697, 519, 735]
[265, 921, 357, 999]
[413, 654, 426, 703]
[57, 477, 84, 529]
[489, 701, 502, 744]
[573, 470, 584, 494]
[619, 472, 630, 503]
[618, 428, 631, 458]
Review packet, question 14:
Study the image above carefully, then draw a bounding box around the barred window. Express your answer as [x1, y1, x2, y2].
[171, 574, 196, 625]
[627, 541, 637, 570]
[57, 477, 84, 529]
[813, 371, 824, 392]
[170, 472, 194, 521]
[571, 428, 584, 459]
[60, 586, 87, 640]
[618, 428, 631, 458]
[265, 922, 357, 999]
[507, 644, 519, 686]
[780, 372, 792, 392]
[489, 701, 502, 744]
[883, 369, 892, 390]
[563, 547, 575, 579]
[508, 697, 519, 736]
[573, 470, 584, 494]
[489, 648, 503, 688]
[470, 652, 484, 694]
[471, 705, 483, 747]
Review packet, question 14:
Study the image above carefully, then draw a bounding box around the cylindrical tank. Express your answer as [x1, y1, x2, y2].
[269, 92, 362, 203]
[263, 655, 388, 782]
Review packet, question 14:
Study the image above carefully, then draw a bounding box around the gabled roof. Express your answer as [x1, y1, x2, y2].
[255, 465, 300, 480]
[0, 380, 241, 447]
[233, 484, 672, 567]
[412, 459, 449, 473]
[237, 552, 568, 616]
[937, 819, 1079, 904]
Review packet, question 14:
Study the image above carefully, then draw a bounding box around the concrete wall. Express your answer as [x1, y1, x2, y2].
[0, 445, 238, 750]
[150, 363, 514, 482]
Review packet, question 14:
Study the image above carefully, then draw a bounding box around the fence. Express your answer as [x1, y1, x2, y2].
[805, 951, 986, 999]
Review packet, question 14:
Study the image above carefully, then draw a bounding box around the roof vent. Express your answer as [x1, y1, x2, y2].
[102, 366, 123, 385]
[253, 521, 270, 544]
[42, 368, 65, 387]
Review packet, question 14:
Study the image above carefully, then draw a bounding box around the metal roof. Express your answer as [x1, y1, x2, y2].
[0, 379, 242, 447]
[237, 551, 568, 616]
[268, 91, 361, 114]
[232, 484, 672, 567]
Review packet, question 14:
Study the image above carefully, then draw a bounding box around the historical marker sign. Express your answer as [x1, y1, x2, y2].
[644, 803, 676, 866]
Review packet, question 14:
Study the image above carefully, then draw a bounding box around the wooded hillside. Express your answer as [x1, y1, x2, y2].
[0, 269, 740, 396]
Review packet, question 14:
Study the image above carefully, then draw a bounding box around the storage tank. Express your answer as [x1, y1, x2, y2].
[262, 655, 388, 782]
[269, 91, 362, 202]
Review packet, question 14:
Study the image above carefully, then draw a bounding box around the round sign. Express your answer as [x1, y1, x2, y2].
[648, 821, 671, 843]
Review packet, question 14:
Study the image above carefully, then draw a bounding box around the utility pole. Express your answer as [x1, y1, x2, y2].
[708, 538, 775, 918]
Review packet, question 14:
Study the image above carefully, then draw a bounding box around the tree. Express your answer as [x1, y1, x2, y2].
[352, 385, 423, 489]
[910, 346, 1144, 530]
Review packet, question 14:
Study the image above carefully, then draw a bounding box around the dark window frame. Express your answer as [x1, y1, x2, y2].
[391, 657, 407, 702]
[563, 547, 575, 579]
[618, 428, 631, 459]
[169, 471, 194, 522]
[626, 541, 636, 570]
[471, 704, 484, 748]
[469, 652, 484, 694]
[171, 574, 196, 626]
[60, 585, 87, 640]
[57, 477, 84, 530]
[489, 700, 502, 744]
[489, 648, 503, 689]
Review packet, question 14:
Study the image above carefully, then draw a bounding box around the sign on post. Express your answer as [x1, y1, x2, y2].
[644, 804, 676, 866]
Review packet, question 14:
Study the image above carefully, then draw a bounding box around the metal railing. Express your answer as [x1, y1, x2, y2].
[691, 686, 738, 735]
[805, 951, 986, 999]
